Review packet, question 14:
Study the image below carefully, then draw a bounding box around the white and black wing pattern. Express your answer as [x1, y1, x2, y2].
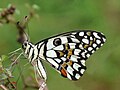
[37, 30, 106, 80]
[34, 59, 47, 81]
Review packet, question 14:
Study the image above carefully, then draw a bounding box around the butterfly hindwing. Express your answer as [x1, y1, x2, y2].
[39, 30, 106, 80]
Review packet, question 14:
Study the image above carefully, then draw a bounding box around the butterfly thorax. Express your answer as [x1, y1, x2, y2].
[22, 41, 45, 63]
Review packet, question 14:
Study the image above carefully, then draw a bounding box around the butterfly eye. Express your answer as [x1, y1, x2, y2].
[22, 41, 28, 49]
[53, 38, 61, 46]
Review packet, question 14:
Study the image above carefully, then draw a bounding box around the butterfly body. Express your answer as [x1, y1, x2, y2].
[22, 30, 106, 81]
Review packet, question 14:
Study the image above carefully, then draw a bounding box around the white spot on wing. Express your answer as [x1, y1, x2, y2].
[86, 53, 90, 58]
[81, 60, 85, 66]
[75, 74, 80, 79]
[79, 44, 84, 49]
[92, 50, 95, 53]
[47, 58, 59, 68]
[73, 63, 81, 71]
[70, 55, 79, 62]
[90, 37, 93, 40]
[79, 32, 84, 36]
[93, 43, 97, 48]
[101, 43, 103, 46]
[81, 52, 85, 58]
[54, 45, 64, 50]
[46, 50, 57, 57]
[61, 57, 66, 61]
[74, 49, 81, 55]
[82, 38, 89, 44]
[93, 32, 100, 39]
[88, 47, 93, 51]
[84, 36, 87, 38]
[69, 43, 76, 49]
[71, 38, 80, 43]
[96, 47, 99, 50]
[67, 73, 72, 80]
[67, 66, 74, 76]
[96, 40, 101, 44]
[47, 39, 55, 50]
[60, 37, 68, 44]
[80, 69, 85, 74]
[103, 37, 106, 42]
[55, 58, 61, 63]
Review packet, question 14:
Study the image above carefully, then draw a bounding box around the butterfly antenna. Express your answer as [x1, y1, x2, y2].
[24, 16, 30, 40]
[26, 24, 30, 39]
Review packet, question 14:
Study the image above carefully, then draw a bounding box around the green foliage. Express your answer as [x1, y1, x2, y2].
[0, 55, 12, 81]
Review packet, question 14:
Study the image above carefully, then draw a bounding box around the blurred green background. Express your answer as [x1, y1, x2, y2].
[0, 0, 120, 90]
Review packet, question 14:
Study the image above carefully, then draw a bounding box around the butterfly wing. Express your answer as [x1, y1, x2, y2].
[37, 30, 106, 80]
[34, 59, 47, 81]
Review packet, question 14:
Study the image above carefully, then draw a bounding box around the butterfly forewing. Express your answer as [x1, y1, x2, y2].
[38, 30, 106, 80]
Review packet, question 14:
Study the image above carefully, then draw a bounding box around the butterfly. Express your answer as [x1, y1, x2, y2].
[21, 30, 106, 81]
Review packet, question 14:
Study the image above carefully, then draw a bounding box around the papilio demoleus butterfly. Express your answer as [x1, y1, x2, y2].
[21, 30, 106, 81]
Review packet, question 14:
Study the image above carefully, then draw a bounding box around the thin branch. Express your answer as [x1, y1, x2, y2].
[6, 78, 16, 89]
[8, 48, 22, 55]
[0, 84, 8, 90]
[10, 52, 23, 68]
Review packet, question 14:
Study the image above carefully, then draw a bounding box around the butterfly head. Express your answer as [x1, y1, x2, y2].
[22, 40, 28, 50]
